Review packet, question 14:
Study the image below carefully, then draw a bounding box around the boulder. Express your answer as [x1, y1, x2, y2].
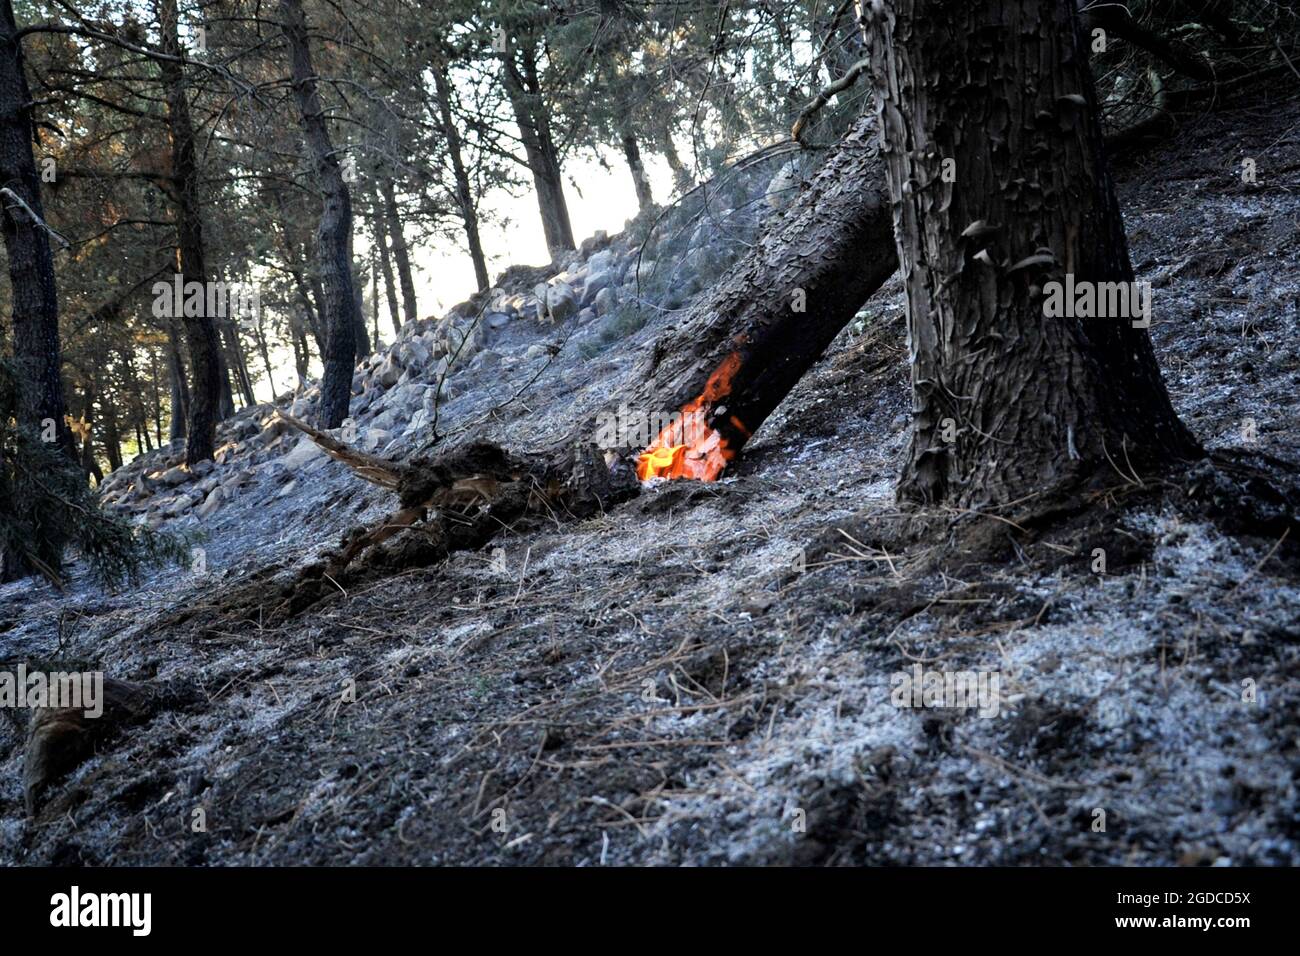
[546, 281, 578, 323]
[280, 435, 328, 471]
[155, 464, 193, 487]
[594, 287, 616, 316]
[376, 355, 402, 387]
[196, 486, 224, 519]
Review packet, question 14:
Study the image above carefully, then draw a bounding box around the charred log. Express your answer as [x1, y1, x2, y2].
[600, 114, 896, 480]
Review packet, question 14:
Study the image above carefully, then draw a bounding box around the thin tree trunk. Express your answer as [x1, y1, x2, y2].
[102, 397, 123, 473]
[432, 62, 490, 291]
[369, 191, 401, 337]
[157, 0, 225, 463]
[370, 244, 381, 347]
[79, 372, 102, 484]
[659, 124, 692, 195]
[863, 0, 1200, 508]
[273, 188, 327, 356]
[348, 229, 371, 361]
[166, 321, 189, 442]
[621, 129, 655, 212]
[148, 346, 163, 446]
[288, 307, 310, 384]
[280, 0, 359, 429]
[500, 39, 575, 260]
[256, 313, 277, 398]
[380, 177, 418, 326]
[223, 320, 255, 407]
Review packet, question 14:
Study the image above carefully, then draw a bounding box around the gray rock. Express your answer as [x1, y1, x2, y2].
[594, 287, 616, 316]
[156, 464, 193, 487]
[546, 281, 579, 323]
[376, 356, 402, 387]
[486, 311, 512, 330]
[280, 435, 327, 471]
[196, 486, 223, 519]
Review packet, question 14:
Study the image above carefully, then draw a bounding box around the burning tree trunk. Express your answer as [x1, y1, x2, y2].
[280, 0, 359, 429]
[617, 115, 895, 481]
[862, 0, 1200, 509]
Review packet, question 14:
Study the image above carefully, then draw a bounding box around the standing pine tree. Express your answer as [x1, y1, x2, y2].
[863, 0, 1201, 508]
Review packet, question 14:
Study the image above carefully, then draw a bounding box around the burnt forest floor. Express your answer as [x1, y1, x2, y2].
[2, 90, 1299, 866]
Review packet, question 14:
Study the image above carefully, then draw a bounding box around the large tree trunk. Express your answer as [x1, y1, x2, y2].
[157, 0, 226, 463]
[863, 0, 1200, 509]
[432, 63, 490, 292]
[0, 0, 75, 581]
[379, 177, 418, 326]
[279, 0, 359, 429]
[500, 39, 575, 261]
[0, 0, 72, 454]
[621, 129, 655, 212]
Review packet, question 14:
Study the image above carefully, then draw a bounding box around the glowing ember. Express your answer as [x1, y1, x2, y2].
[636, 352, 746, 482]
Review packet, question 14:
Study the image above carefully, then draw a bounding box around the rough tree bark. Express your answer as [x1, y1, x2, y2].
[432, 62, 490, 292]
[0, 0, 72, 454]
[0, 0, 75, 581]
[500, 36, 575, 260]
[279, 0, 359, 429]
[863, 0, 1200, 509]
[156, 0, 228, 462]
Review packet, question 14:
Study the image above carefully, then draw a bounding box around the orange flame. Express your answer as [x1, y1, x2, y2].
[636, 352, 745, 482]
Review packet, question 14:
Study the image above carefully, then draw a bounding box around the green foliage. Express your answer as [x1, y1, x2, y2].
[0, 363, 190, 591]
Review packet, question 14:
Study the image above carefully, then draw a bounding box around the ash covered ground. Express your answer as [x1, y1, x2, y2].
[2, 93, 1298, 866]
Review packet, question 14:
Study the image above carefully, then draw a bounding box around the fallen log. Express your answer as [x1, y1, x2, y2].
[259, 115, 899, 616]
[599, 114, 896, 480]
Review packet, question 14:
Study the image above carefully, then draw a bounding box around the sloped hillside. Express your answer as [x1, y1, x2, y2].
[2, 98, 1298, 866]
